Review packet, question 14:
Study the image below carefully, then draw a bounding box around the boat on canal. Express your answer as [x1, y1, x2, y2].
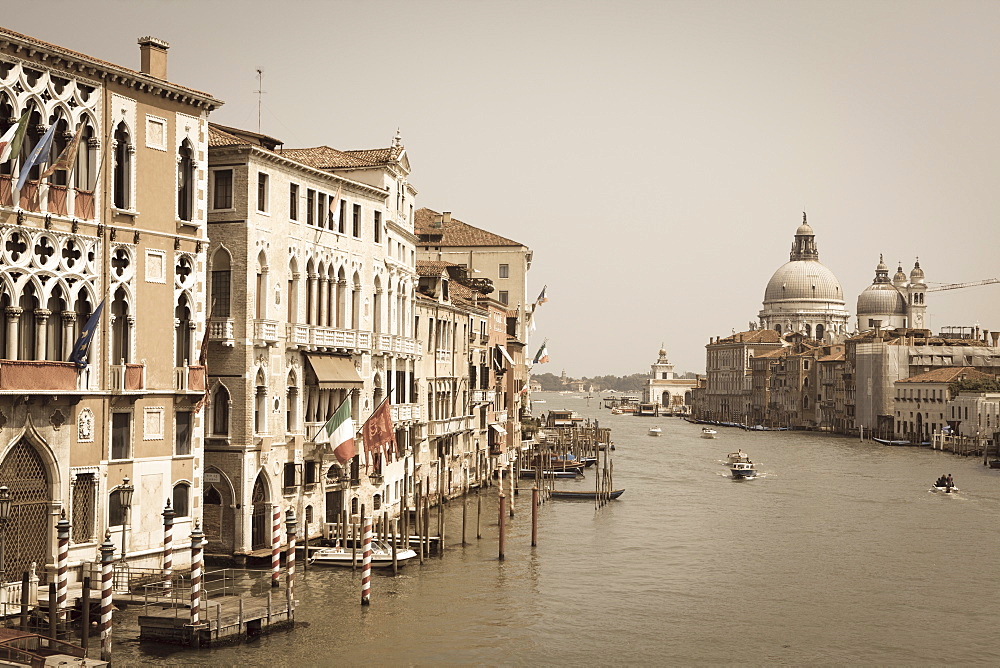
[730, 460, 758, 479]
[309, 540, 417, 567]
[550, 488, 625, 500]
[931, 485, 959, 494]
[701, 427, 717, 439]
[648, 426, 662, 436]
[727, 450, 750, 464]
[519, 468, 582, 479]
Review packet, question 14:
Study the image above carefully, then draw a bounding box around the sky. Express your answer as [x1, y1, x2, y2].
[8, 0, 1000, 377]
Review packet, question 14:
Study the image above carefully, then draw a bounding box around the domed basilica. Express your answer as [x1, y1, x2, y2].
[855, 256, 926, 331]
[758, 214, 850, 342]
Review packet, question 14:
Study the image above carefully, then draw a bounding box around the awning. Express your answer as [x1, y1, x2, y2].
[490, 424, 507, 435]
[497, 345, 515, 366]
[305, 354, 363, 389]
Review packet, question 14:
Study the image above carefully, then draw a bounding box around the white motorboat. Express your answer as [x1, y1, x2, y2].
[731, 460, 758, 479]
[727, 450, 749, 464]
[308, 539, 417, 567]
[648, 426, 662, 436]
[701, 427, 717, 439]
[931, 485, 959, 494]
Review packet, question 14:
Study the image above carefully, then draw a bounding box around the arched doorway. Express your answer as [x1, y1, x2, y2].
[251, 473, 270, 550]
[203, 469, 235, 555]
[0, 440, 51, 583]
[916, 413, 923, 442]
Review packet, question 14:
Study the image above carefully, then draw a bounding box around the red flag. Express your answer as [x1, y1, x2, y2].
[362, 398, 396, 469]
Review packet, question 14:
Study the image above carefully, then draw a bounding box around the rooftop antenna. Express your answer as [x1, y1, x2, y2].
[254, 68, 265, 134]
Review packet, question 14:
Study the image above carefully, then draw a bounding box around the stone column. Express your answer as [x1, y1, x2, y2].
[5, 307, 21, 360]
[61, 311, 77, 361]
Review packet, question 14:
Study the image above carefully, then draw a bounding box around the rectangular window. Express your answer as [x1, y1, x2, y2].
[374, 210, 382, 243]
[71, 473, 97, 543]
[175, 411, 192, 456]
[338, 200, 346, 234]
[212, 169, 233, 210]
[306, 189, 315, 225]
[289, 184, 299, 220]
[499, 290, 509, 306]
[111, 412, 131, 460]
[283, 462, 300, 488]
[352, 204, 361, 237]
[499, 263, 509, 279]
[257, 172, 269, 212]
[305, 461, 318, 485]
[211, 270, 231, 318]
[318, 193, 327, 229]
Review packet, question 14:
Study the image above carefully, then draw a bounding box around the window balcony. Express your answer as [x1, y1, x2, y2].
[435, 349, 452, 365]
[253, 319, 280, 346]
[0, 359, 79, 392]
[472, 390, 496, 404]
[286, 323, 310, 348]
[390, 403, 422, 422]
[209, 318, 235, 346]
[173, 365, 204, 393]
[429, 415, 471, 437]
[111, 363, 145, 392]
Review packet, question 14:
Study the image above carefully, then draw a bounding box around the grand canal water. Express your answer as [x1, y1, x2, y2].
[113, 391, 1000, 665]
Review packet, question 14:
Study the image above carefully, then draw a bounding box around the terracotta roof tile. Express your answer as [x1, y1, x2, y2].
[280, 145, 403, 170]
[716, 329, 782, 345]
[897, 367, 996, 384]
[415, 208, 522, 247]
[208, 125, 249, 148]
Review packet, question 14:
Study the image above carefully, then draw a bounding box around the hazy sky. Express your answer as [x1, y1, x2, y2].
[9, 1, 1000, 376]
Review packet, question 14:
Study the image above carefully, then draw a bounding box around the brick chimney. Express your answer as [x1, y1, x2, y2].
[442, 211, 452, 224]
[138, 36, 170, 79]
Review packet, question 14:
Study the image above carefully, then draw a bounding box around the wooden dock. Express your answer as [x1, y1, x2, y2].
[138, 591, 293, 647]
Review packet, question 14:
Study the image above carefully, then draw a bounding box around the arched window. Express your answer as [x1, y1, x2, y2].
[113, 122, 132, 209]
[75, 122, 96, 191]
[18, 283, 39, 360]
[803, 323, 812, 338]
[108, 488, 127, 527]
[211, 248, 232, 318]
[287, 372, 299, 433]
[775, 324, 782, 334]
[111, 286, 130, 364]
[815, 324, 825, 342]
[172, 482, 190, 517]
[254, 370, 267, 434]
[177, 139, 195, 221]
[45, 286, 66, 361]
[47, 116, 71, 187]
[212, 385, 231, 436]
[175, 293, 192, 367]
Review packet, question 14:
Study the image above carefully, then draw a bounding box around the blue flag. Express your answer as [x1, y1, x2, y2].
[16, 122, 57, 191]
[68, 300, 105, 368]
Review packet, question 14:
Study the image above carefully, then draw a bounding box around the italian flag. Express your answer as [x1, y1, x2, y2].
[317, 398, 356, 464]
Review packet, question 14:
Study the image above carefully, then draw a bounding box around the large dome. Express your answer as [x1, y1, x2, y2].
[764, 260, 844, 303]
[857, 282, 907, 316]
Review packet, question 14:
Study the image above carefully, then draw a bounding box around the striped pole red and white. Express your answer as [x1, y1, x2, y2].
[162, 500, 175, 597]
[56, 511, 70, 623]
[189, 524, 205, 626]
[284, 508, 297, 612]
[99, 532, 115, 662]
[360, 512, 372, 605]
[271, 506, 281, 588]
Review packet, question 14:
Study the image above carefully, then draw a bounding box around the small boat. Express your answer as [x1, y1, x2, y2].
[519, 468, 582, 479]
[309, 539, 417, 567]
[988, 460, 1000, 470]
[931, 485, 959, 494]
[648, 426, 662, 436]
[701, 428, 717, 439]
[727, 450, 750, 464]
[550, 488, 625, 500]
[873, 437, 911, 446]
[731, 460, 758, 479]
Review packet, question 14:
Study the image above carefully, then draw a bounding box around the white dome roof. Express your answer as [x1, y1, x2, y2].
[764, 260, 844, 303]
[857, 283, 907, 316]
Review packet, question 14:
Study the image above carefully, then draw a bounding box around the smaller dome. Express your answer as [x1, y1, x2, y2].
[910, 259, 925, 285]
[876, 254, 887, 273]
[857, 283, 907, 316]
[893, 263, 907, 286]
[796, 221, 814, 236]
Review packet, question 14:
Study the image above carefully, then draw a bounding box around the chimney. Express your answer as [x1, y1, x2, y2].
[442, 211, 452, 224]
[138, 36, 170, 79]
[992, 331, 1000, 347]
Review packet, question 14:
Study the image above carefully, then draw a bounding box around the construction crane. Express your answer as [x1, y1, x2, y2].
[926, 278, 1000, 292]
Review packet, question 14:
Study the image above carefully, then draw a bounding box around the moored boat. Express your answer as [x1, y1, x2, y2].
[519, 468, 582, 479]
[309, 539, 417, 567]
[550, 488, 625, 500]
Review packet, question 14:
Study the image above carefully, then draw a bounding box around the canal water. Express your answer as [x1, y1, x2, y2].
[113, 391, 1000, 665]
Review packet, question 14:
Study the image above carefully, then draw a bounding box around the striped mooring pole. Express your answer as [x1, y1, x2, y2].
[189, 523, 205, 626]
[360, 511, 372, 605]
[271, 505, 281, 588]
[285, 508, 297, 613]
[162, 500, 175, 596]
[99, 531, 115, 662]
[56, 510, 70, 624]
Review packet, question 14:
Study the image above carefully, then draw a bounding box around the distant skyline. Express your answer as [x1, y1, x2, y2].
[8, 1, 1000, 376]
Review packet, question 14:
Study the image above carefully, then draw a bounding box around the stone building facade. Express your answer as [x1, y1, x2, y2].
[0, 29, 221, 583]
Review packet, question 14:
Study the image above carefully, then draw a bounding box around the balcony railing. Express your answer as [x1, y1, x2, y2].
[173, 365, 205, 392]
[390, 403, 422, 422]
[429, 415, 471, 437]
[111, 363, 145, 392]
[253, 319, 280, 346]
[435, 349, 452, 365]
[472, 389, 496, 404]
[208, 318, 235, 345]
[0, 359, 78, 391]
